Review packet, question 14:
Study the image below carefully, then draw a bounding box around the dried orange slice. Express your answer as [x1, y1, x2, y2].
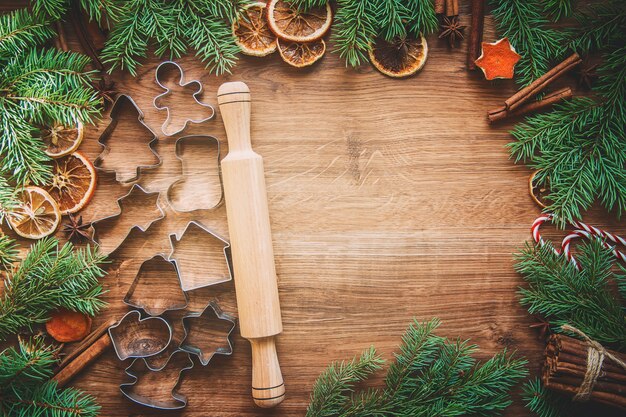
[46, 309, 92, 343]
[41, 121, 84, 158]
[45, 152, 97, 215]
[529, 170, 550, 209]
[278, 38, 326, 67]
[369, 35, 428, 78]
[267, 0, 332, 43]
[233, 2, 277, 56]
[7, 186, 61, 239]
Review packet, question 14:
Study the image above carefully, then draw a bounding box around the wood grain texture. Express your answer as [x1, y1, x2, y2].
[1, 5, 625, 416]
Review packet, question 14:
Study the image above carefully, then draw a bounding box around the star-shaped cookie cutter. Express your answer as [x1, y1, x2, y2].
[153, 61, 215, 136]
[180, 301, 236, 366]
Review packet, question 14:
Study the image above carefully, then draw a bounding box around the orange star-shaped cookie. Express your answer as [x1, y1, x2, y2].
[475, 38, 521, 80]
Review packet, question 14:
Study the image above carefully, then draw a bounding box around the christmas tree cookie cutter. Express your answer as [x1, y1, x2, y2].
[180, 301, 236, 366]
[167, 221, 233, 292]
[153, 61, 215, 136]
[91, 184, 165, 255]
[123, 254, 188, 316]
[120, 350, 194, 410]
[94, 94, 161, 183]
[166, 135, 224, 213]
[108, 310, 173, 361]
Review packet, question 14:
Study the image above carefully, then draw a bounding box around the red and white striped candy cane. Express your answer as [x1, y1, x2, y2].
[531, 214, 626, 269]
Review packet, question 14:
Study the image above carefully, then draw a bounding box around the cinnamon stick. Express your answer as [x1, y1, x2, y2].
[445, 0, 458, 17]
[467, 0, 485, 70]
[543, 334, 626, 410]
[435, 0, 445, 14]
[505, 53, 582, 111]
[488, 87, 572, 123]
[56, 317, 116, 372]
[53, 333, 112, 388]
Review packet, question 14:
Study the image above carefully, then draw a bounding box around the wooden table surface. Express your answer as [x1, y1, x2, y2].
[2, 4, 625, 416]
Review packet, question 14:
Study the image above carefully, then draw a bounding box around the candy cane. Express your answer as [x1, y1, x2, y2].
[531, 214, 626, 268]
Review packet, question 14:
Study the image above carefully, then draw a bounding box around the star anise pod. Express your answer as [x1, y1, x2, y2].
[93, 75, 117, 107]
[63, 214, 93, 243]
[576, 60, 598, 90]
[438, 16, 466, 48]
[529, 315, 551, 340]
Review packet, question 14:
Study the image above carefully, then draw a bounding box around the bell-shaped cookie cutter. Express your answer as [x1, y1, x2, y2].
[94, 94, 161, 183]
[167, 221, 233, 292]
[180, 301, 236, 366]
[108, 310, 173, 361]
[91, 184, 165, 255]
[166, 135, 224, 213]
[153, 61, 215, 136]
[120, 350, 194, 410]
[123, 254, 188, 316]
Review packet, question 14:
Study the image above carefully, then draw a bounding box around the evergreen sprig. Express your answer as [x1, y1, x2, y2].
[523, 378, 571, 417]
[490, 0, 565, 87]
[0, 234, 18, 270]
[0, 238, 108, 340]
[293, 0, 437, 68]
[515, 239, 626, 350]
[0, 337, 100, 417]
[306, 319, 528, 417]
[0, 7, 102, 210]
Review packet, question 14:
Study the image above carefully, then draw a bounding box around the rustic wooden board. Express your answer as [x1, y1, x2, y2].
[2, 5, 625, 416]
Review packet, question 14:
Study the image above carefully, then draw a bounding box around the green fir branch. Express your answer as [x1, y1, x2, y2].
[516, 240, 626, 350]
[523, 378, 571, 417]
[306, 319, 527, 417]
[0, 9, 55, 62]
[0, 234, 18, 270]
[0, 238, 108, 341]
[0, 337, 57, 394]
[5, 381, 100, 417]
[542, 0, 575, 22]
[491, 0, 565, 86]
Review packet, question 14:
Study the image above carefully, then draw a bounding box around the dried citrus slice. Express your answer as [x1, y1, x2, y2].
[267, 0, 332, 43]
[45, 152, 97, 215]
[46, 309, 92, 343]
[41, 121, 84, 158]
[368, 35, 428, 78]
[278, 38, 326, 67]
[529, 170, 550, 209]
[7, 186, 61, 239]
[233, 2, 277, 56]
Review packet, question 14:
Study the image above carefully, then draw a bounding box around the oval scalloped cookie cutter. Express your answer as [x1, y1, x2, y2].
[153, 61, 215, 136]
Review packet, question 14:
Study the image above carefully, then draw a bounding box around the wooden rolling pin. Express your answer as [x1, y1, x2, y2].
[217, 82, 285, 408]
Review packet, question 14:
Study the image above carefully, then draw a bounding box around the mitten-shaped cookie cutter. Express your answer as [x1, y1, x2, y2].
[120, 350, 194, 410]
[153, 61, 215, 136]
[180, 301, 236, 366]
[168, 221, 233, 291]
[108, 310, 172, 361]
[91, 184, 165, 255]
[166, 135, 224, 213]
[123, 255, 188, 316]
[94, 94, 161, 183]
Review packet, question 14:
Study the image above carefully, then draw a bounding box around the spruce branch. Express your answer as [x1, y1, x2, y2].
[491, 0, 565, 86]
[515, 240, 626, 350]
[7, 381, 100, 417]
[331, 0, 378, 68]
[542, 0, 575, 22]
[0, 337, 57, 394]
[0, 238, 108, 341]
[0, 9, 55, 62]
[306, 319, 527, 417]
[0, 234, 18, 270]
[523, 378, 571, 417]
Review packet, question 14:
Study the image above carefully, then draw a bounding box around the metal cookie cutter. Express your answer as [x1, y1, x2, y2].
[168, 221, 233, 292]
[108, 310, 173, 361]
[124, 255, 188, 316]
[153, 61, 215, 136]
[94, 94, 161, 183]
[91, 184, 165, 255]
[120, 350, 194, 410]
[166, 135, 224, 213]
[180, 301, 236, 366]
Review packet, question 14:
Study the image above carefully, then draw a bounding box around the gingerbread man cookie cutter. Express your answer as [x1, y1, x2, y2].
[153, 61, 215, 136]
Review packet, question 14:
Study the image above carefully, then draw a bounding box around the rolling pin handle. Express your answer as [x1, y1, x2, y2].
[217, 82, 252, 152]
[250, 337, 285, 408]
